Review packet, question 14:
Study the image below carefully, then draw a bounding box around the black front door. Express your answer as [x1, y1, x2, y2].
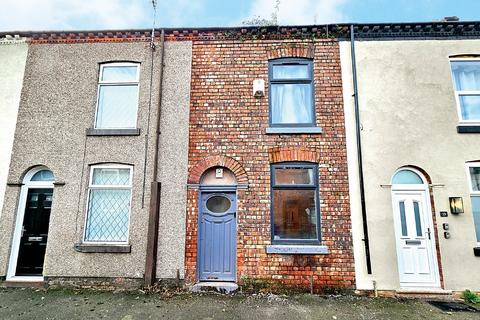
[15, 188, 53, 276]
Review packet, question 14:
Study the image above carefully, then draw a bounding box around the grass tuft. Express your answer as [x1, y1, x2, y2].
[462, 289, 480, 304]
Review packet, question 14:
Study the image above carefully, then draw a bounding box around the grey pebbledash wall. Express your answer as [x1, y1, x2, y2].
[0, 40, 191, 284]
[155, 42, 192, 280]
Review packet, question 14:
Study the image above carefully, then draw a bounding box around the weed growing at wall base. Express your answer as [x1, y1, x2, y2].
[462, 290, 480, 304]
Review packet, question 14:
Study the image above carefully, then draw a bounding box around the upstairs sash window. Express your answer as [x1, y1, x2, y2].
[269, 59, 315, 127]
[95, 63, 140, 129]
[451, 60, 480, 122]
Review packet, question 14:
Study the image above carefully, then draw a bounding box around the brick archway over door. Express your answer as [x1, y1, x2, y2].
[188, 155, 248, 185]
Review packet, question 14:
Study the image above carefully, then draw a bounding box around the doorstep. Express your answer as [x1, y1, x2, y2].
[395, 288, 454, 300]
[1, 276, 45, 288]
[1, 280, 45, 288]
[191, 282, 239, 294]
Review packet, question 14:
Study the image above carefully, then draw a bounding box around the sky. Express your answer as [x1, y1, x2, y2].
[0, 0, 479, 32]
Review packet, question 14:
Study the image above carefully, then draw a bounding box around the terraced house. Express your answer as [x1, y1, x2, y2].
[0, 31, 192, 287]
[0, 20, 479, 297]
[185, 28, 353, 292]
[341, 20, 480, 295]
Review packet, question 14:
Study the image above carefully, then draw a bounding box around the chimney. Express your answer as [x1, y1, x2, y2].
[443, 16, 460, 22]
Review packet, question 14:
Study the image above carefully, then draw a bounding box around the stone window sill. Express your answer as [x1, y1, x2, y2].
[266, 245, 329, 255]
[266, 127, 322, 134]
[86, 128, 141, 136]
[74, 243, 131, 253]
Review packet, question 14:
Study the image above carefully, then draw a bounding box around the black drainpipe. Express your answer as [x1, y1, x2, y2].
[350, 24, 372, 274]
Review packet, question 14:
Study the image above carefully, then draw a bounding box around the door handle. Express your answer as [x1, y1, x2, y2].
[28, 236, 43, 242]
[426, 228, 431, 240]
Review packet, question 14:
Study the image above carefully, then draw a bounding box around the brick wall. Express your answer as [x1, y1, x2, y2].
[185, 39, 354, 292]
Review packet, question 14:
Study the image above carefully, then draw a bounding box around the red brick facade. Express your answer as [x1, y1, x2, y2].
[185, 39, 354, 292]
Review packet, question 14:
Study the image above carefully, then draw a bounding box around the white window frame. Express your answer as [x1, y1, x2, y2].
[94, 62, 140, 129]
[465, 162, 480, 245]
[449, 58, 480, 125]
[83, 164, 133, 244]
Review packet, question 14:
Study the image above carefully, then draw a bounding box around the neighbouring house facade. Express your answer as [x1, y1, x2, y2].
[185, 30, 354, 292]
[0, 32, 192, 287]
[341, 22, 480, 293]
[0, 35, 28, 220]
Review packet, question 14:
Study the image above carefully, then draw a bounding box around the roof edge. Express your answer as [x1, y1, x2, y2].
[1, 20, 480, 42]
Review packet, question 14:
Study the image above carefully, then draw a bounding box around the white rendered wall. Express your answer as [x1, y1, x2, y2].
[0, 38, 28, 218]
[340, 39, 480, 292]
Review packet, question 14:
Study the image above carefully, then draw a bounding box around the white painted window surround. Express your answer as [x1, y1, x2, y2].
[83, 164, 133, 244]
[466, 162, 480, 244]
[450, 58, 480, 124]
[94, 62, 140, 129]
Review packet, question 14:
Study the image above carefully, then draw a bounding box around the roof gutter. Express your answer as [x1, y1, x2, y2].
[350, 24, 372, 274]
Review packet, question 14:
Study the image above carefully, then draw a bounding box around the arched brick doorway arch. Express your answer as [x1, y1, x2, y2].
[188, 155, 248, 185]
[185, 155, 248, 284]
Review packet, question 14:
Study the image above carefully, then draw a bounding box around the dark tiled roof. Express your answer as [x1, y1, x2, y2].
[351, 21, 480, 39]
[1, 21, 480, 43]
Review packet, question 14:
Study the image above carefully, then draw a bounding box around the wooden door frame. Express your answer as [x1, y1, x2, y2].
[7, 166, 54, 282]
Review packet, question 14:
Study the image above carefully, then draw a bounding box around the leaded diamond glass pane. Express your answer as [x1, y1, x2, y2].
[92, 168, 130, 185]
[85, 189, 130, 242]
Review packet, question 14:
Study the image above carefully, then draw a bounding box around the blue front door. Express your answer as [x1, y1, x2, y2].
[198, 192, 236, 281]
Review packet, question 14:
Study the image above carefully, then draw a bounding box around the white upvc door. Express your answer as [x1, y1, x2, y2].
[391, 190, 440, 288]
